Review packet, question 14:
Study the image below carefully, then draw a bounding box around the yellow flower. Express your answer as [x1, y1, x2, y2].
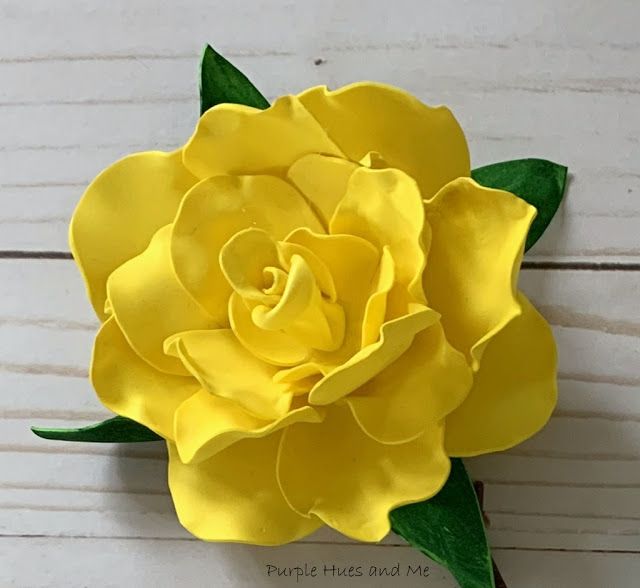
[71, 83, 557, 545]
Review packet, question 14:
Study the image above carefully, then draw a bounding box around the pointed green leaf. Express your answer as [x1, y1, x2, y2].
[199, 44, 269, 115]
[390, 459, 494, 588]
[471, 158, 568, 251]
[31, 416, 162, 443]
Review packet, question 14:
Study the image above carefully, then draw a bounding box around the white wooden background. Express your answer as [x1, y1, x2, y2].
[1, 1, 639, 586]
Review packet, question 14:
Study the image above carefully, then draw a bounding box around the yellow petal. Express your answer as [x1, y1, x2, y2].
[70, 150, 196, 319]
[277, 405, 450, 542]
[91, 317, 198, 439]
[219, 228, 281, 305]
[251, 254, 345, 352]
[423, 178, 537, 368]
[229, 292, 310, 367]
[251, 254, 316, 330]
[171, 174, 323, 323]
[107, 225, 215, 375]
[284, 229, 379, 302]
[279, 240, 337, 301]
[346, 322, 471, 444]
[174, 388, 325, 464]
[298, 82, 470, 199]
[445, 294, 557, 456]
[359, 150, 389, 169]
[183, 95, 343, 179]
[168, 434, 322, 545]
[164, 329, 292, 420]
[274, 362, 328, 384]
[263, 267, 288, 296]
[361, 246, 395, 348]
[287, 154, 358, 227]
[308, 306, 439, 406]
[284, 228, 380, 364]
[331, 167, 427, 303]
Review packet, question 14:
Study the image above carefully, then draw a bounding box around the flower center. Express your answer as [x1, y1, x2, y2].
[262, 267, 287, 296]
[220, 228, 345, 352]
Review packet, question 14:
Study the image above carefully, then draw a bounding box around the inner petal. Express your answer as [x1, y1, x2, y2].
[229, 292, 310, 367]
[287, 154, 358, 228]
[220, 229, 347, 358]
[219, 228, 281, 305]
[330, 167, 427, 305]
[252, 254, 316, 330]
[283, 228, 380, 366]
[252, 254, 345, 352]
[279, 241, 337, 301]
[164, 328, 293, 420]
[263, 267, 288, 296]
[361, 246, 395, 347]
[170, 174, 324, 324]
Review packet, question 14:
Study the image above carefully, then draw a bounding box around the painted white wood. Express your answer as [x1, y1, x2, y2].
[1, 1, 639, 261]
[2, 537, 640, 588]
[3, 0, 639, 60]
[1, 260, 639, 558]
[2, 1, 639, 585]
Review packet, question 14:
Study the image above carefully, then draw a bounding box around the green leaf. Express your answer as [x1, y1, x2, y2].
[199, 44, 270, 115]
[31, 416, 162, 443]
[390, 459, 494, 588]
[471, 158, 568, 251]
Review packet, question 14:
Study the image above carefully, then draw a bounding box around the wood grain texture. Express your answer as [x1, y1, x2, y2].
[5, 539, 639, 588]
[1, 261, 639, 562]
[1, 1, 639, 261]
[1, 0, 639, 585]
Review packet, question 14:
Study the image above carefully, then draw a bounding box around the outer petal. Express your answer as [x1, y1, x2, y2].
[423, 178, 537, 368]
[287, 154, 358, 227]
[445, 294, 557, 456]
[91, 317, 198, 439]
[346, 322, 472, 444]
[298, 82, 470, 199]
[171, 174, 323, 323]
[174, 389, 324, 464]
[168, 434, 322, 545]
[331, 167, 427, 303]
[183, 95, 343, 179]
[277, 405, 450, 542]
[165, 329, 293, 420]
[70, 150, 197, 319]
[107, 225, 215, 375]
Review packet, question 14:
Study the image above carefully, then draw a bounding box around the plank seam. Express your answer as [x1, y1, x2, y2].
[3, 251, 640, 270]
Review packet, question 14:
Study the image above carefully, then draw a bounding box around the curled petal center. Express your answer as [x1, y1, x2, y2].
[220, 228, 345, 354]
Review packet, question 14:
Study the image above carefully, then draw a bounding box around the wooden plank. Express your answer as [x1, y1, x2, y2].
[1, 44, 638, 107]
[1, 259, 639, 551]
[2, 536, 639, 588]
[2, 1, 640, 582]
[1, 1, 639, 261]
[1, 93, 638, 261]
[1, 85, 638, 262]
[2, 0, 639, 61]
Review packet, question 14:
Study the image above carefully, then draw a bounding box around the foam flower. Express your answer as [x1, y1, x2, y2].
[31, 46, 572, 588]
[63, 80, 558, 546]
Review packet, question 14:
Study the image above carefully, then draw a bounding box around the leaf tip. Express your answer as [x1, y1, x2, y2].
[30, 426, 54, 440]
[201, 43, 216, 62]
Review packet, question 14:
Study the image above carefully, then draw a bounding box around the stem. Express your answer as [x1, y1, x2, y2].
[473, 481, 508, 588]
[492, 559, 508, 588]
